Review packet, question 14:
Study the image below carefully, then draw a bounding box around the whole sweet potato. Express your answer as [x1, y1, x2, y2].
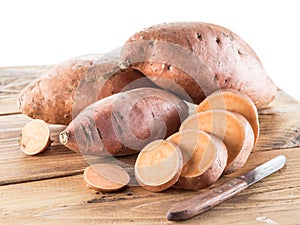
[18, 49, 154, 125]
[59, 87, 189, 156]
[120, 22, 276, 109]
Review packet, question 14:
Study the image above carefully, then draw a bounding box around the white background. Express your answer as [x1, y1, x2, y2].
[1, 0, 299, 100]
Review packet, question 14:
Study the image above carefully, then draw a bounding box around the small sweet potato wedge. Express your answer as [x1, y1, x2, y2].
[134, 140, 183, 192]
[180, 110, 254, 174]
[84, 164, 130, 193]
[196, 89, 259, 143]
[167, 130, 228, 190]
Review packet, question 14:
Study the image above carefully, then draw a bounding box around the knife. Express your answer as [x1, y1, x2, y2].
[167, 155, 286, 221]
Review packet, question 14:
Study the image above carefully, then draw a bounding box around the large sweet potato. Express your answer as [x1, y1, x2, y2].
[120, 22, 276, 109]
[18, 49, 154, 125]
[59, 87, 189, 156]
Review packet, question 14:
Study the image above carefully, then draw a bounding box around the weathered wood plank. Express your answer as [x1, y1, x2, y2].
[0, 66, 53, 115]
[0, 148, 299, 225]
[0, 66, 52, 78]
[0, 114, 137, 186]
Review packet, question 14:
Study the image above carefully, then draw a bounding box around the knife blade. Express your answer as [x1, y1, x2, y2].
[167, 155, 286, 221]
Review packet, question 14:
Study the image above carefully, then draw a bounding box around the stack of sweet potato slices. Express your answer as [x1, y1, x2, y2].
[134, 89, 259, 192]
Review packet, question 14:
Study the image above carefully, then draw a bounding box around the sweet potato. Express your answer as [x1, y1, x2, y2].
[134, 140, 183, 192]
[84, 164, 130, 193]
[18, 49, 154, 125]
[167, 130, 228, 190]
[19, 119, 51, 155]
[59, 87, 189, 156]
[180, 110, 254, 174]
[196, 89, 259, 143]
[120, 22, 276, 109]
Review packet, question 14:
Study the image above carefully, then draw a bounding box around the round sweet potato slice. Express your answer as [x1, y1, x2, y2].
[134, 140, 183, 192]
[167, 130, 227, 190]
[196, 89, 259, 144]
[180, 110, 254, 174]
[84, 164, 130, 193]
[19, 119, 51, 155]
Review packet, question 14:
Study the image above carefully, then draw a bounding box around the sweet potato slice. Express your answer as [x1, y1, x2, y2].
[180, 110, 254, 174]
[134, 140, 183, 192]
[19, 119, 51, 155]
[84, 164, 130, 193]
[167, 130, 228, 190]
[196, 89, 259, 144]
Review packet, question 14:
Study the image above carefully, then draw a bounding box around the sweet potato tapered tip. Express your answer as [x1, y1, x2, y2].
[59, 131, 69, 145]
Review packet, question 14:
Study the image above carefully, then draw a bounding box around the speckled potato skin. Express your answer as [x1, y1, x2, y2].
[120, 22, 276, 109]
[18, 52, 154, 125]
[59, 87, 189, 156]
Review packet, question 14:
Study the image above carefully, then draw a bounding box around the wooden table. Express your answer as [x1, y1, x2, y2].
[0, 66, 300, 225]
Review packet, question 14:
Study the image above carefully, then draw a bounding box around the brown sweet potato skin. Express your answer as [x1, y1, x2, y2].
[59, 87, 189, 156]
[18, 51, 154, 125]
[120, 22, 276, 109]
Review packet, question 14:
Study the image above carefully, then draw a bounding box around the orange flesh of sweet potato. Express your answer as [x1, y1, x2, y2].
[84, 164, 130, 193]
[180, 110, 254, 174]
[19, 119, 51, 155]
[167, 130, 227, 190]
[135, 140, 183, 192]
[196, 89, 259, 144]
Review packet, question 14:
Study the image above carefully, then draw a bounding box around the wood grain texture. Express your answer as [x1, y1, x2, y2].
[0, 114, 137, 186]
[0, 149, 299, 225]
[0, 66, 300, 224]
[0, 66, 53, 115]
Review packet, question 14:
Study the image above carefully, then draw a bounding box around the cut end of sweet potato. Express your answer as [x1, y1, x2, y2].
[19, 119, 51, 155]
[180, 110, 254, 174]
[223, 113, 255, 174]
[167, 131, 216, 176]
[84, 164, 130, 193]
[196, 89, 259, 144]
[59, 131, 69, 145]
[167, 130, 227, 190]
[135, 140, 183, 192]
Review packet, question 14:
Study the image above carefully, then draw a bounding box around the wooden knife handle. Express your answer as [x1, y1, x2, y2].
[167, 177, 248, 221]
